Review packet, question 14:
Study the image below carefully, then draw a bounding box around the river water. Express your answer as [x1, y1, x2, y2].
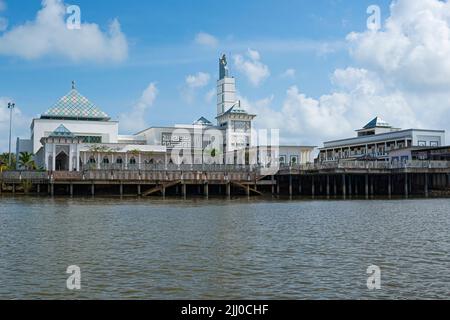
[0, 196, 449, 299]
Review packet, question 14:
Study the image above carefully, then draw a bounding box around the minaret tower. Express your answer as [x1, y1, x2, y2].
[217, 54, 237, 117]
[215, 54, 256, 154]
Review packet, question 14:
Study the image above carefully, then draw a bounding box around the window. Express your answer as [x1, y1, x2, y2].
[102, 157, 109, 164]
[290, 156, 298, 165]
[77, 136, 102, 144]
[116, 157, 123, 164]
[279, 155, 286, 164]
[232, 121, 250, 132]
[430, 141, 439, 147]
[88, 156, 96, 164]
[418, 141, 426, 147]
[129, 157, 136, 165]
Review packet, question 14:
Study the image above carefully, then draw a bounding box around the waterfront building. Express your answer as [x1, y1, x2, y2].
[15, 55, 315, 171]
[389, 146, 450, 163]
[318, 117, 446, 162]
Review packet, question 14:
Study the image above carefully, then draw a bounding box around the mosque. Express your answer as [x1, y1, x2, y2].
[16, 55, 315, 171]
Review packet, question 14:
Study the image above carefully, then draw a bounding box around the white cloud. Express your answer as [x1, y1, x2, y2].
[347, 0, 450, 91]
[182, 72, 211, 104]
[185, 72, 210, 88]
[194, 32, 219, 48]
[0, 98, 31, 152]
[247, 67, 419, 145]
[280, 68, 296, 79]
[249, 0, 450, 146]
[119, 83, 158, 133]
[0, 0, 128, 62]
[233, 49, 270, 87]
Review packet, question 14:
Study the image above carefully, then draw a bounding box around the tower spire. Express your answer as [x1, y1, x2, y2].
[217, 54, 236, 117]
[72, 80, 76, 90]
[219, 54, 229, 80]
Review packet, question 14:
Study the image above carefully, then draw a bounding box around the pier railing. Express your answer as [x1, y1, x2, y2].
[81, 163, 261, 172]
[2, 161, 450, 183]
[282, 160, 450, 171]
[0, 171, 49, 183]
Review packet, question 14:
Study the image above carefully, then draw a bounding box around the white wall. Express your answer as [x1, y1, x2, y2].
[412, 131, 445, 147]
[217, 77, 236, 115]
[31, 119, 119, 154]
[279, 146, 315, 164]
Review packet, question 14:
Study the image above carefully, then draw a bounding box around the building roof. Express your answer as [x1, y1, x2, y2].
[363, 116, 391, 129]
[217, 102, 256, 119]
[321, 128, 445, 149]
[193, 117, 213, 126]
[224, 103, 247, 115]
[41, 85, 110, 121]
[49, 124, 75, 138]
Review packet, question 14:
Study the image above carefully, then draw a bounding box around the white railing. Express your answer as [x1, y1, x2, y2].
[0, 171, 49, 182]
[2, 161, 450, 182]
[281, 160, 450, 171]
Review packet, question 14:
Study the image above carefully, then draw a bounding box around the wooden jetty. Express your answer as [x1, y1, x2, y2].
[1, 161, 450, 198]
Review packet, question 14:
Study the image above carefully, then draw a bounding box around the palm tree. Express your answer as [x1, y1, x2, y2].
[0, 159, 7, 172]
[0, 152, 16, 170]
[19, 152, 36, 171]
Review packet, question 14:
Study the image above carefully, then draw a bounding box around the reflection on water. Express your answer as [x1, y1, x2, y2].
[0, 196, 449, 299]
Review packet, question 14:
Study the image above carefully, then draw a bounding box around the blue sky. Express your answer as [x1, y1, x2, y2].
[2, 0, 450, 151]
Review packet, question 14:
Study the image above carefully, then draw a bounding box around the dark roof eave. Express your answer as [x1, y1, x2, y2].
[40, 116, 111, 121]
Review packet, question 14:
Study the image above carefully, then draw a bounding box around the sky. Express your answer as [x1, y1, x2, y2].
[1, 0, 450, 152]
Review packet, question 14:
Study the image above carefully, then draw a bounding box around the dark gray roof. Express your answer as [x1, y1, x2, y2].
[363, 117, 391, 129]
[193, 117, 213, 126]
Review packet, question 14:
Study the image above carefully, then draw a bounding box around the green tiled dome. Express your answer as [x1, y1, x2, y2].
[42, 89, 110, 121]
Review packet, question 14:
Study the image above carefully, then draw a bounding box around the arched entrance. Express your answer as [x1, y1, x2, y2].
[55, 151, 69, 171]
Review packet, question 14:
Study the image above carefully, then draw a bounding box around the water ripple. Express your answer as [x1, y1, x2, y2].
[0, 197, 449, 299]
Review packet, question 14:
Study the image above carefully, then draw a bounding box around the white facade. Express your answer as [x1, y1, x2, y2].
[217, 77, 236, 116]
[319, 117, 446, 162]
[278, 146, 314, 165]
[30, 118, 119, 154]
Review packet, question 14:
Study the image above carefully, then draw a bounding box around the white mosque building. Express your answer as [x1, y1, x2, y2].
[16, 55, 315, 171]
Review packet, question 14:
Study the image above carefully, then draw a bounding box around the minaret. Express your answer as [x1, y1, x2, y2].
[217, 54, 237, 117]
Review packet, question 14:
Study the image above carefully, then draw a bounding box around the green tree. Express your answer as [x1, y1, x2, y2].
[0, 152, 17, 170]
[19, 152, 37, 171]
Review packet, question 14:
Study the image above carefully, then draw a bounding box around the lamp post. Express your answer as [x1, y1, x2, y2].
[7, 102, 15, 168]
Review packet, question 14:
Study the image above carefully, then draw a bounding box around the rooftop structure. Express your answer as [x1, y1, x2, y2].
[319, 118, 446, 162]
[41, 83, 110, 121]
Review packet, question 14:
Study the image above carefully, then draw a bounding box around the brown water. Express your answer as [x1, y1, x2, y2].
[0, 196, 449, 299]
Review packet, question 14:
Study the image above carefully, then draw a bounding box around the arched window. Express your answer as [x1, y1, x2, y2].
[89, 156, 96, 164]
[129, 157, 136, 165]
[103, 157, 110, 164]
[116, 157, 123, 164]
